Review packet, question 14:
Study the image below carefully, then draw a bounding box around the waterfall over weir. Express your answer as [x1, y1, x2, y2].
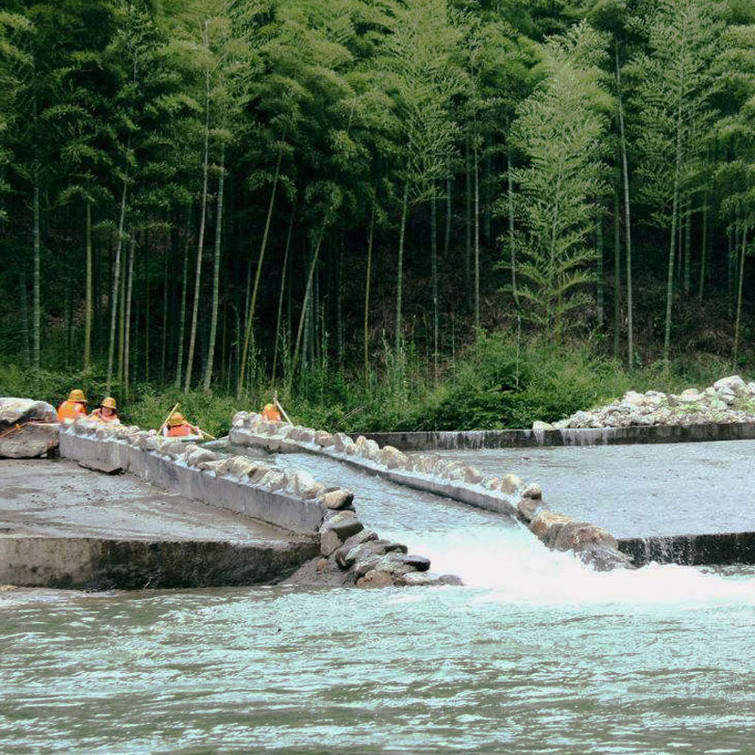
[267, 451, 755, 605]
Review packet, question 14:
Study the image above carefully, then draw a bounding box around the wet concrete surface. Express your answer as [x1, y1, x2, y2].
[0, 458, 305, 546]
[436, 440, 755, 538]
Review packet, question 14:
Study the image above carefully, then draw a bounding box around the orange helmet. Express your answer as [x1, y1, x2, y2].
[168, 412, 186, 427]
[68, 389, 87, 404]
[101, 397, 117, 410]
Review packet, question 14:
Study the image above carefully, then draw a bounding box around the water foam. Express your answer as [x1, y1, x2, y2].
[391, 523, 755, 607]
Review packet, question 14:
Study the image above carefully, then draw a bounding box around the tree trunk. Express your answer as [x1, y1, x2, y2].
[19, 269, 30, 366]
[431, 193, 439, 384]
[444, 175, 451, 258]
[683, 196, 692, 293]
[292, 228, 324, 377]
[32, 165, 40, 369]
[123, 237, 135, 400]
[106, 173, 128, 394]
[395, 178, 409, 354]
[507, 149, 517, 306]
[733, 224, 748, 364]
[272, 204, 296, 385]
[596, 214, 604, 325]
[473, 136, 480, 330]
[698, 189, 708, 298]
[465, 136, 471, 308]
[616, 43, 633, 369]
[184, 55, 211, 393]
[613, 183, 621, 359]
[117, 237, 127, 384]
[174, 206, 191, 388]
[662, 97, 684, 370]
[203, 143, 226, 392]
[83, 200, 93, 369]
[363, 202, 376, 388]
[237, 144, 283, 399]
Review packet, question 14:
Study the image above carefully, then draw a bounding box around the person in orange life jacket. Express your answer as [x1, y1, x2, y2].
[163, 412, 200, 438]
[91, 397, 120, 424]
[261, 400, 282, 422]
[57, 389, 88, 424]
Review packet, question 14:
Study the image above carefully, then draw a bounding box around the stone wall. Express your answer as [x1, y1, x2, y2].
[229, 412, 633, 571]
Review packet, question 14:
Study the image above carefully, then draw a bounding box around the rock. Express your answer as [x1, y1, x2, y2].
[321, 510, 364, 539]
[532, 420, 554, 431]
[622, 390, 645, 406]
[578, 545, 634, 571]
[356, 570, 395, 589]
[259, 469, 288, 492]
[184, 446, 217, 468]
[401, 572, 463, 586]
[552, 522, 618, 552]
[288, 471, 325, 499]
[0, 397, 57, 425]
[314, 430, 335, 447]
[499, 474, 522, 494]
[316, 558, 329, 572]
[679, 389, 703, 403]
[529, 512, 574, 546]
[714, 375, 747, 396]
[383, 541, 408, 554]
[226, 456, 258, 478]
[401, 555, 431, 572]
[369, 554, 416, 576]
[522, 483, 543, 500]
[299, 428, 315, 444]
[336, 541, 388, 570]
[332, 432, 352, 453]
[318, 488, 355, 510]
[381, 445, 409, 470]
[0, 421, 59, 459]
[320, 529, 342, 557]
[463, 465, 483, 484]
[352, 554, 384, 578]
[517, 497, 548, 523]
[359, 438, 381, 462]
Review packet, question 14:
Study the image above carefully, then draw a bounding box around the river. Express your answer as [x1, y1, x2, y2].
[1, 450, 754, 753]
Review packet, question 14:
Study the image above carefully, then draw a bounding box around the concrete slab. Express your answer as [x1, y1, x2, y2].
[0, 459, 318, 589]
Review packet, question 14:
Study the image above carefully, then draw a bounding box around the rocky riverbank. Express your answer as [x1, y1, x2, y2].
[536, 375, 755, 431]
[0, 397, 59, 459]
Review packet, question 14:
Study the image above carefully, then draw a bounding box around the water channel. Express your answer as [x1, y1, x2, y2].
[2, 446, 754, 753]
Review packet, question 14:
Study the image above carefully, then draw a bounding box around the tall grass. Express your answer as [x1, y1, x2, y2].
[0, 332, 744, 435]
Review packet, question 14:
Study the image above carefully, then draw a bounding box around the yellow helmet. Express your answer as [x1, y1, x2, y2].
[101, 397, 117, 410]
[68, 389, 87, 403]
[168, 412, 186, 427]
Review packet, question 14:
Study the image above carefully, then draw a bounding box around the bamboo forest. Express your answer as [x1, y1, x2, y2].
[0, 0, 754, 433]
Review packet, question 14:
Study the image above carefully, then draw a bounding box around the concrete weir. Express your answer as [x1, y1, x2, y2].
[229, 413, 633, 572]
[356, 421, 755, 452]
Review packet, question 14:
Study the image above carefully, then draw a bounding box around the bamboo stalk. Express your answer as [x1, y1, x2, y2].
[158, 402, 180, 436]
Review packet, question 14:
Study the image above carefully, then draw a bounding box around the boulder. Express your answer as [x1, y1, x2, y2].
[318, 488, 355, 510]
[356, 570, 395, 589]
[226, 456, 258, 478]
[529, 512, 574, 547]
[516, 497, 548, 523]
[552, 522, 618, 552]
[288, 471, 325, 499]
[463, 465, 483, 485]
[184, 446, 217, 468]
[320, 510, 364, 540]
[401, 571, 462, 586]
[532, 420, 554, 431]
[314, 430, 335, 447]
[401, 555, 431, 572]
[383, 541, 408, 554]
[499, 474, 522, 494]
[336, 540, 388, 570]
[320, 529, 342, 557]
[0, 421, 59, 459]
[522, 483, 543, 500]
[381, 445, 409, 470]
[714, 375, 747, 396]
[360, 438, 381, 462]
[578, 545, 634, 572]
[0, 397, 57, 426]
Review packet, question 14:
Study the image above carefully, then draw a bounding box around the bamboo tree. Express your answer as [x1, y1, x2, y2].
[363, 202, 376, 387]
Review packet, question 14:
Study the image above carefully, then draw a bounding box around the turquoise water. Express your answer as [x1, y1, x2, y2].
[2, 451, 754, 753]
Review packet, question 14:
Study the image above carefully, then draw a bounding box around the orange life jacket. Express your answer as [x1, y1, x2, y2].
[166, 423, 194, 437]
[262, 404, 282, 422]
[57, 400, 87, 424]
[92, 409, 120, 424]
